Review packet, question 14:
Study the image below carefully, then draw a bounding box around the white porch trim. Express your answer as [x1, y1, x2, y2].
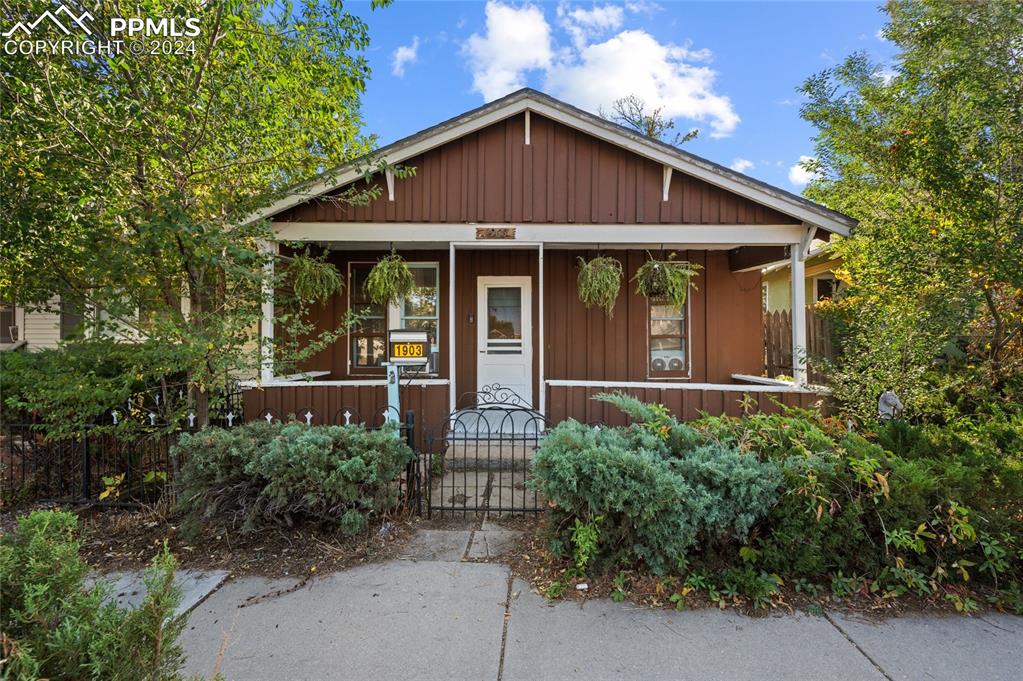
[545, 379, 817, 393]
[274, 222, 810, 247]
[538, 243, 545, 415]
[240, 378, 451, 389]
[259, 240, 276, 382]
[790, 243, 808, 387]
[448, 242, 456, 414]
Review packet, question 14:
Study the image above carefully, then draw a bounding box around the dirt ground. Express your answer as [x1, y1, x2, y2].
[2, 501, 419, 578]
[2, 504, 1011, 617]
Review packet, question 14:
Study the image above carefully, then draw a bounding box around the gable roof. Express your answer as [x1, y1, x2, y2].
[253, 88, 855, 236]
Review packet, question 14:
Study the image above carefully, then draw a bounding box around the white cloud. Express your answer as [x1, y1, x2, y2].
[557, 3, 624, 49]
[875, 27, 887, 41]
[729, 158, 754, 173]
[391, 36, 420, 78]
[788, 155, 820, 187]
[875, 66, 897, 84]
[464, 1, 553, 101]
[625, 1, 663, 15]
[462, 2, 739, 138]
[544, 29, 738, 137]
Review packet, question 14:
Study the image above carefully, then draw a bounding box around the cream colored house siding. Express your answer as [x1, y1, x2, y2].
[21, 297, 62, 350]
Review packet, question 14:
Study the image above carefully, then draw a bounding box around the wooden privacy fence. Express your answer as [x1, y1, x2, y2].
[764, 306, 834, 384]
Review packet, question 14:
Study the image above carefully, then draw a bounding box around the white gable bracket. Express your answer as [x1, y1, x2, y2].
[799, 223, 816, 260]
[525, 110, 531, 145]
[385, 168, 395, 202]
[662, 166, 672, 202]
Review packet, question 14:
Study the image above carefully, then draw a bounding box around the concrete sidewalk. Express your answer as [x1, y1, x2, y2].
[179, 529, 1022, 681]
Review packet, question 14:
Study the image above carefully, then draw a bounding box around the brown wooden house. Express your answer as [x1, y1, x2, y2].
[242, 89, 854, 429]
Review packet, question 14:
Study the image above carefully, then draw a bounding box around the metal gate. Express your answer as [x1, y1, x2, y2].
[423, 385, 547, 516]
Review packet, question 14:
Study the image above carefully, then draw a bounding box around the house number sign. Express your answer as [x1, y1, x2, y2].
[476, 227, 515, 240]
[387, 329, 430, 366]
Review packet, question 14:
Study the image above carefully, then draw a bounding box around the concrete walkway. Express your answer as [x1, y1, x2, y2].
[178, 528, 1022, 681]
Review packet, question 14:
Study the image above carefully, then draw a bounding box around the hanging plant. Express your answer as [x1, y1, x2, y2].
[365, 251, 415, 305]
[289, 251, 343, 304]
[577, 255, 623, 317]
[632, 253, 702, 308]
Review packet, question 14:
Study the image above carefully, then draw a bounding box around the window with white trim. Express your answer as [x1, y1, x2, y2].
[814, 275, 836, 302]
[648, 296, 688, 376]
[349, 261, 441, 374]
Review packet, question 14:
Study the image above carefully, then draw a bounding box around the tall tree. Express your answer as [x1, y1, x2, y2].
[800, 0, 1023, 419]
[601, 95, 699, 146]
[1, 0, 398, 425]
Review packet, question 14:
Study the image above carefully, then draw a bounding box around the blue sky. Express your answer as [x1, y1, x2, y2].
[347, 1, 897, 191]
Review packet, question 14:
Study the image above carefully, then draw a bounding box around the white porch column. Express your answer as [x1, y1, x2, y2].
[790, 243, 807, 386]
[538, 243, 545, 415]
[448, 242, 457, 414]
[259, 240, 276, 383]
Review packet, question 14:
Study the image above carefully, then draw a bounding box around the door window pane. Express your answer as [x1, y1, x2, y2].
[487, 287, 522, 340]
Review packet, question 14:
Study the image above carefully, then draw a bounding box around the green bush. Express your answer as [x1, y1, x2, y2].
[695, 406, 1023, 594]
[0, 510, 188, 680]
[531, 411, 781, 575]
[0, 339, 190, 437]
[533, 392, 1023, 607]
[175, 421, 415, 537]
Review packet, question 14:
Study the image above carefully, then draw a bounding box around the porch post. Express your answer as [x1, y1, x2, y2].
[259, 240, 276, 383]
[538, 242, 545, 415]
[790, 243, 807, 386]
[448, 242, 456, 414]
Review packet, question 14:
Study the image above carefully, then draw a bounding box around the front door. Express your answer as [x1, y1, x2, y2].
[477, 276, 532, 405]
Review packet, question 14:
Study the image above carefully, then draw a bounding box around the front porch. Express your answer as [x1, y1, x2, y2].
[243, 234, 828, 434]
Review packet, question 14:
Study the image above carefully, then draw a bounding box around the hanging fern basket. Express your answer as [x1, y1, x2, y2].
[577, 255, 623, 317]
[289, 252, 343, 304]
[365, 251, 415, 305]
[632, 253, 702, 308]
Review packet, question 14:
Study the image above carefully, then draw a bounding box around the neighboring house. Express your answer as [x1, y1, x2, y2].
[762, 242, 841, 312]
[0, 298, 84, 352]
[231, 89, 856, 425]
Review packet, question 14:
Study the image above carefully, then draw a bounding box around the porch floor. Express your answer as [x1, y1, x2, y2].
[431, 469, 542, 513]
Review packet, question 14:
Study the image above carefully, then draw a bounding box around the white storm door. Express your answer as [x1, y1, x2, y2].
[476, 276, 532, 405]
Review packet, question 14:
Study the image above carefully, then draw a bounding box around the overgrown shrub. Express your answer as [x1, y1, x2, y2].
[175, 421, 415, 537]
[0, 510, 188, 680]
[694, 405, 1023, 597]
[532, 392, 1023, 608]
[531, 396, 781, 575]
[0, 339, 192, 437]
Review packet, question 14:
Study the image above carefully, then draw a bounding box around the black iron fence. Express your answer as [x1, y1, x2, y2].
[3, 382, 575, 518]
[422, 388, 549, 517]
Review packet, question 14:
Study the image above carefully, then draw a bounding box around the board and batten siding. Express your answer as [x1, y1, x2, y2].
[290, 248, 764, 405]
[543, 250, 763, 385]
[273, 112, 801, 227]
